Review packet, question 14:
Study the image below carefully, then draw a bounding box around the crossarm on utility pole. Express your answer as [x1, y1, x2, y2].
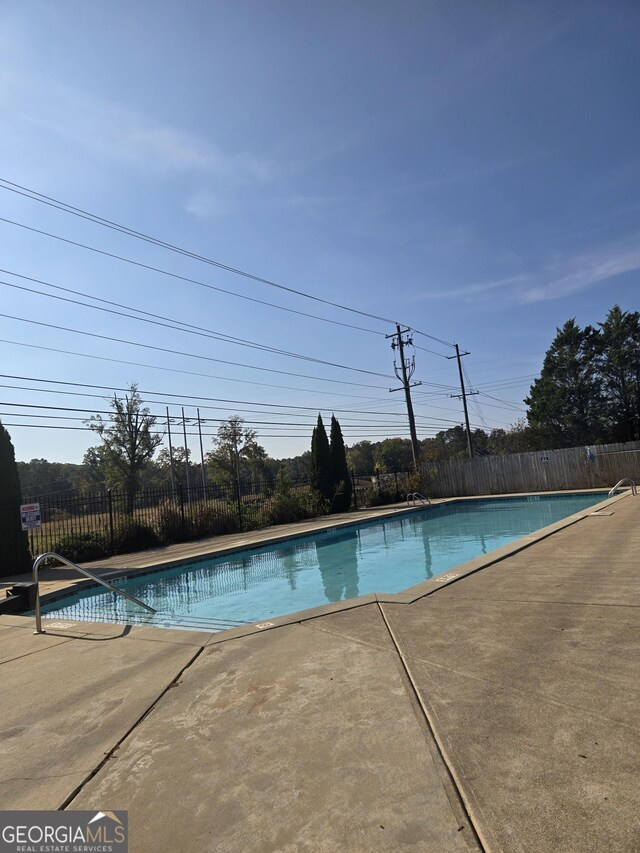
[387, 324, 421, 471]
[447, 344, 478, 459]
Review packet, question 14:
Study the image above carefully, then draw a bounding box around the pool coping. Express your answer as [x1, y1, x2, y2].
[24, 488, 629, 641]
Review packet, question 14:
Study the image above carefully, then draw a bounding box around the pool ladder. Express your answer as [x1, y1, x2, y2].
[32, 552, 156, 634]
[406, 492, 431, 506]
[608, 478, 638, 498]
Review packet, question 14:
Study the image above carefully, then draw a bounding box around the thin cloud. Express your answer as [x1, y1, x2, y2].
[420, 275, 528, 300]
[412, 236, 640, 307]
[7, 71, 278, 184]
[520, 238, 640, 303]
[431, 9, 577, 105]
[184, 191, 232, 218]
[387, 152, 548, 199]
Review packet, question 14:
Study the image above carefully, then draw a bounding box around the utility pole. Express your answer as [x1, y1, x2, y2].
[447, 344, 479, 459]
[166, 407, 176, 496]
[387, 324, 422, 470]
[196, 408, 207, 491]
[181, 407, 192, 506]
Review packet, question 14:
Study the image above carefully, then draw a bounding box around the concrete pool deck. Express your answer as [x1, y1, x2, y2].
[1, 492, 639, 851]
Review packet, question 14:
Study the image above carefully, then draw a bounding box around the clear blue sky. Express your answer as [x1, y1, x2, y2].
[1, 0, 639, 464]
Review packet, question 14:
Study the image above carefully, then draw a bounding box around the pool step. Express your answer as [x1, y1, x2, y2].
[42, 610, 248, 633]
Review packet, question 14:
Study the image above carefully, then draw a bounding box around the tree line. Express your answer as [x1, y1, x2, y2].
[16, 418, 535, 503]
[525, 305, 640, 448]
[13, 303, 640, 507]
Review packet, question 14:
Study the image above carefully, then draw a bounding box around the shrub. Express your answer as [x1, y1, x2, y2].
[264, 469, 322, 526]
[266, 492, 311, 525]
[307, 489, 330, 518]
[190, 501, 240, 538]
[403, 471, 424, 496]
[113, 516, 159, 554]
[50, 531, 109, 563]
[239, 503, 267, 531]
[361, 486, 397, 508]
[153, 499, 188, 545]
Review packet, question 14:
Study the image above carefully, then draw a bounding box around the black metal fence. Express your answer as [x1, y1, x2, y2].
[0, 469, 417, 573]
[18, 477, 317, 561]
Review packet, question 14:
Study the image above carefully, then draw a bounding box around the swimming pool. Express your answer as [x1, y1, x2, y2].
[40, 492, 609, 630]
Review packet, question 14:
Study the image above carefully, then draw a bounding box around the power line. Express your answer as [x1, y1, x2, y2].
[473, 374, 537, 388]
[0, 400, 440, 429]
[0, 304, 458, 391]
[0, 215, 390, 336]
[324, 385, 501, 429]
[0, 314, 392, 381]
[409, 388, 513, 429]
[3, 408, 449, 438]
[478, 392, 527, 412]
[0, 378, 481, 431]
[4, 421, 441, 439]
[0, 392, 467, 431]
[0, 337, 390, 392]
[0, 272, 394, 376]
[0, 373, 408, 417]
[0, 178, 456, 348]
[406, 328, 455, 349]
[413, 344, 450, 359]
[461, 360, 489, 431]
[1, 415, 424, 437]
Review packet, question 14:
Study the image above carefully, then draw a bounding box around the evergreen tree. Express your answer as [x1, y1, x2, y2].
[0, 421, 31, 576]
[330, 415, 352, 512]
[310, 414, 334, 504]
[595, 306, 640, 442]
[525, 319, 604, 447]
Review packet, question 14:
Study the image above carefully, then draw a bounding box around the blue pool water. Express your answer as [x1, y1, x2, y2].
[40, 492, 608, 630]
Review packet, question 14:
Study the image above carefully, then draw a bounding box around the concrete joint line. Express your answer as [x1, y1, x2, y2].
[376, 601, 489, 853]
[2, 771, 92, 785]
[301, 619, 399, 655]
[57, 644, 206, 811]
[0, 638, 74, 667]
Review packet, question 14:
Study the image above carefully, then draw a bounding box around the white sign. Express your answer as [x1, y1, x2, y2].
[20, 502, 41, 530]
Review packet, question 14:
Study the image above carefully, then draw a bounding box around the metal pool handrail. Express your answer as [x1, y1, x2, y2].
[608, 478, 637, 498]
[32, 551, 156, 634]
[406, 492, 431, 506]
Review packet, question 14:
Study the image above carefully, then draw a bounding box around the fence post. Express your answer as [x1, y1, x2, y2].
[178, 482, 186, 540]
[351, 470, 358, 510]
[393, 468, 399, 500]
[107, 489, 115, 554]
[235, 478, 243, 532]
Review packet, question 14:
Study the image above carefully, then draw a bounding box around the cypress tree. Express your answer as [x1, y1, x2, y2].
[330, 415, 352, 512]
[310, 414, 334, 504]
[0, 421, 31, 576]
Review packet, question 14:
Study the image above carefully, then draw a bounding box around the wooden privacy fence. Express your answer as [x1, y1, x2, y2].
[422, 440, 640, 498]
